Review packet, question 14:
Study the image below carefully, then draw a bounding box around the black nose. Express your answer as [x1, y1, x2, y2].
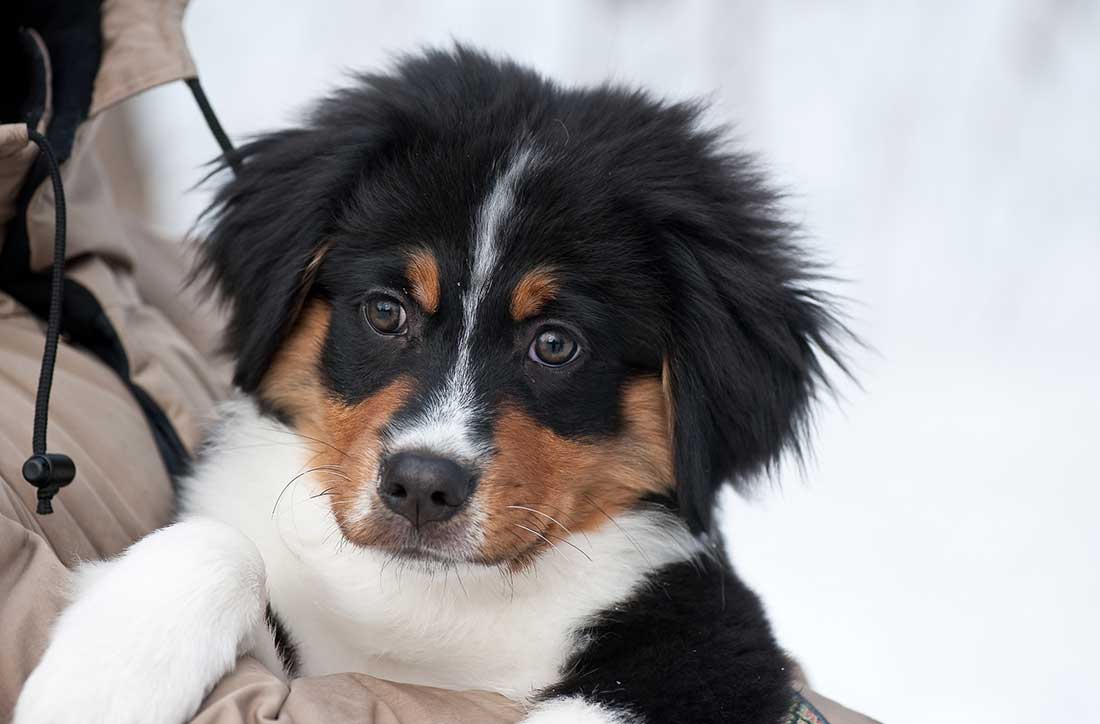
[379, 452, 475, 527]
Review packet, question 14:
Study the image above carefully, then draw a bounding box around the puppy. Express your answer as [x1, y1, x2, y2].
[16, 47, 843, 724]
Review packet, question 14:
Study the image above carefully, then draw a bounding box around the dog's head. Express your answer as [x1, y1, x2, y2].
[199, 48, 843, 566]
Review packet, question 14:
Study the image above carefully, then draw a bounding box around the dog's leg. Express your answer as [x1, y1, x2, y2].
[520, 554, 794, 724]
[14, 518, 266, 724]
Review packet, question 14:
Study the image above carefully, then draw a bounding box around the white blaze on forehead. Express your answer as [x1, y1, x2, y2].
[387, 148, 535, 462]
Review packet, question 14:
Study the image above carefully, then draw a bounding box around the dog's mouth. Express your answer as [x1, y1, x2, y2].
[330, 489, 487, 564]
[328, 487, 553, 569]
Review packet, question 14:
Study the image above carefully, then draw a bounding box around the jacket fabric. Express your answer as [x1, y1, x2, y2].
[0, 2, 876, 722]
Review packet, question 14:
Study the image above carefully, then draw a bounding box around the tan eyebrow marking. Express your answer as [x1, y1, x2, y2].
[405, 249, 440, 314]
[510, 268, 558, 321]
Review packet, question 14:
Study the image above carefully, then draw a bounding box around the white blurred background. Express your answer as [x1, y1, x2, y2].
[110, 2, 1100, 722]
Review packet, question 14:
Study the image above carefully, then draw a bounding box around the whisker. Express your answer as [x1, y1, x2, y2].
[207, 441, 327, 453]
[256, 425, 352, 458]
[530, 502, 594, 548]
[322, 522, 344, 546]
[451, 561, 470, 599]
[506, 504, 574, 536]
[271, 466, 341, 517]
[495, 563, 516, 601]
[582, 493, 652, 567]
[513, 523, 568, 558]
[271, 478, 301, 519]
[308, 466, 353, 482]
[540, 528, 593, 562]
[509, 504, 593, 560]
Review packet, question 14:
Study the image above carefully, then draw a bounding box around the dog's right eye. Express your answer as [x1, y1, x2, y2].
[529, 328, 579, 366]
[363, 296, 408, 335]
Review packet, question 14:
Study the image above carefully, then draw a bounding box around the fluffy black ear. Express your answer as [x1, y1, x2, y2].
[659, 154, 847, 535]
[196, 127, 363, 392]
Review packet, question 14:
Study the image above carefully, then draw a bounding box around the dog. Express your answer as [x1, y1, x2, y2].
[16, 47, 844, 724]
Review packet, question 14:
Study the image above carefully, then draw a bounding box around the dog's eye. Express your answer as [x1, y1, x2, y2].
[363, 296, 408, 335]
[529, 329, 578, 366]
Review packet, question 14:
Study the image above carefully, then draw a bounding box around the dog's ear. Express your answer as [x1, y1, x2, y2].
[196, 128, 359, 392]
[658, 161, 846, 535]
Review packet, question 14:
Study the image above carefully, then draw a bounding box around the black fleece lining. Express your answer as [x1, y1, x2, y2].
[0, 29, 49, 129]
[2, 0, 103, 280]
[5, 0, 103, 159]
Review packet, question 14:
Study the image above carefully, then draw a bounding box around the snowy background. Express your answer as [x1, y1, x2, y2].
[110, 2, 1100, 722]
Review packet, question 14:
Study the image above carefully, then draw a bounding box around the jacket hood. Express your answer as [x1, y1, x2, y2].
[93, 0, 195, 116]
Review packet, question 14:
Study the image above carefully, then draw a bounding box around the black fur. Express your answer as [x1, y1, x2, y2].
[545, 546, 793, 724]
[198, 46, 846, 722]
[264, 604, 300, 679]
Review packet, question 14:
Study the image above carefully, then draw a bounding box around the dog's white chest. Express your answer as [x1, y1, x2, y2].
[269, 561, 574, 697]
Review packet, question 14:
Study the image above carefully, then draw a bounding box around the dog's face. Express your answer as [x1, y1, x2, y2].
[201, 48, 840, 567]
[262, 192, 674, 565]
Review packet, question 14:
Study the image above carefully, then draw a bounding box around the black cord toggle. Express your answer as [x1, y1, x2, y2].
[22, 453, 76, 514]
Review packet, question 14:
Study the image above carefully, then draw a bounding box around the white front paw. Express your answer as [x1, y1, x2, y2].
[14, 641, 187, 724]
[522, 697, 636, 724]
[14, 519, 267, 724]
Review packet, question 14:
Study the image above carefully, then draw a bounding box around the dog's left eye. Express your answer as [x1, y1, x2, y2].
[363, 295, 408, 335]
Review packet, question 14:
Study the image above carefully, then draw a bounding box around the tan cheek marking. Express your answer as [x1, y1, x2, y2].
[260, 301, 332, 425]
[260, 301, 415, 533]
[322, 377, 415, 536]
[510, 268, 558, 321]
[405, 249, 440, 314]
[477, 377, 673, 564]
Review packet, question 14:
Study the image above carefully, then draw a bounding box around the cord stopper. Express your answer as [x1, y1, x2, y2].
[22, 453, 75, 514]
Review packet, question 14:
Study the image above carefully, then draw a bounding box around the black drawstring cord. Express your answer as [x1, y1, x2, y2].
[186, 78, 240, 175]
[22, 126, 76, 514]
[20, 78, 235, 514]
